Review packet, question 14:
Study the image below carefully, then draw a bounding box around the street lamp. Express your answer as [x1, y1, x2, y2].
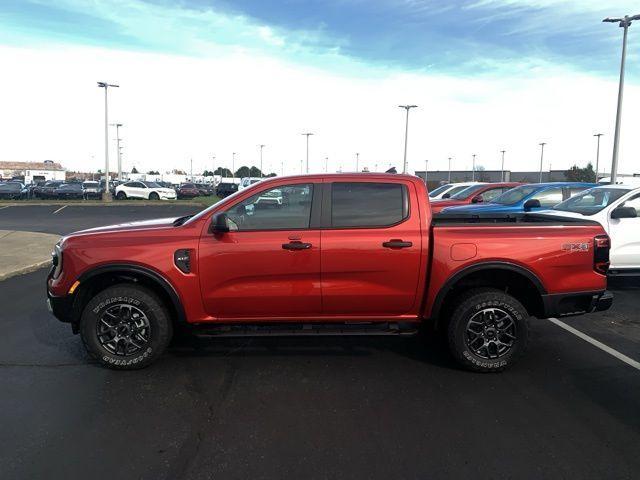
[500, 150, 506, 182]
[110, 123, 123, 181]
[97, 81, 119, 201]
[356, 153, 359, 172]
[301, 133, 313, 173]
[448, 157, 452, 182]
[232, 152, 236, 180]
[259, 144, 265, 177]
[472, 154, 476, 181]
[593, 133, 604, 182]
[424, 159, 428, 185]
[603, 14, 640, 184]
[325, 156, 329, 173]
[398, 105, 418, 173]
[538, 142, 547, 183]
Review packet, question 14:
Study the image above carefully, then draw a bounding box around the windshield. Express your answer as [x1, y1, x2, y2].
[428, 184, 451, 198]
[142, 181, 160, 188]
[449, 184, 486, 200]
[491, 185, 538, 205]
[553, 187, 630, 215]
[443, 185, 474, 198]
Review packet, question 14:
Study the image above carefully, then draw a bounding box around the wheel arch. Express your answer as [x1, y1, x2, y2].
[70, 264, 186, 333]
[430, 262, 547, 326]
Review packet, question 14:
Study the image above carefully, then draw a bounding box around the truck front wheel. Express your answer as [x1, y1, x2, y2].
[79, 284, 173, 369]
[447, 288, 529, 373]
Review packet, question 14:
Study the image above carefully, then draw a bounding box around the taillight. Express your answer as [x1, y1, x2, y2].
[594, 235, 610, 275]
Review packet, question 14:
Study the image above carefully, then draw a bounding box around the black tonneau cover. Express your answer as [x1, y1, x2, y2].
[432, 212, 601, 227]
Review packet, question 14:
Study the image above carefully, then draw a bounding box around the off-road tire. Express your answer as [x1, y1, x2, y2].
[80, 284, 173, 370]
[116, 191, 127, 200]
[447, 288, 529, 373]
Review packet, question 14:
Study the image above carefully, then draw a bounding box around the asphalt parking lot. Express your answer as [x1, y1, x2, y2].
[1, 205, 639, 479]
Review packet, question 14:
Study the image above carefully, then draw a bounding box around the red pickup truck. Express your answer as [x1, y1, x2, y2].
[47, 173, 612, 372]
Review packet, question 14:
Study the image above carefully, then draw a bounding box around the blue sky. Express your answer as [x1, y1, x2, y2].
[0, 1, 638, 175]
[2, 0, 638, 77]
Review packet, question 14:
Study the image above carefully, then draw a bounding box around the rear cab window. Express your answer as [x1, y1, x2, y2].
[330, 182, 409, 228]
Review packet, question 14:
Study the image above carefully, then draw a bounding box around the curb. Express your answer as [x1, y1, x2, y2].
[0, 260, 51, 282]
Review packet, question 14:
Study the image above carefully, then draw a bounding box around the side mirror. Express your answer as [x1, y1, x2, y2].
[442, 193, 451, 199]
[611, 206, 637, 219]
[471, 195, 483, 204]
[210, 213, 230, 233]
[523, 199, 541, 211]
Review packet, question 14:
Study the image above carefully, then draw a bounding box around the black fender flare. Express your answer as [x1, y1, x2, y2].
[430, 261, 547, 320]
[77, 264, 187, 323]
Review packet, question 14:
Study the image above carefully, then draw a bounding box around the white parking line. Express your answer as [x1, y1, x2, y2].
[0, 205, 9, 210]
[548, 317, 640, 371]
[52, 205, 67, 214]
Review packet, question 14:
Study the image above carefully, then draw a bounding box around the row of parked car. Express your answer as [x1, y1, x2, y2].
[429, 180, 640, 275]
[0, 179, 225, 201]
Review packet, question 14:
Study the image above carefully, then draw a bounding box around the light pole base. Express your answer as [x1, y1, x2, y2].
[102, 191, 113, 202]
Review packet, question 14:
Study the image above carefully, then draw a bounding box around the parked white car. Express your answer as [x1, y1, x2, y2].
[541, 185, 640, 275]
[428, 182, 486, 200]
[239, 177, 262, 191]
[115, 181, 176, 200]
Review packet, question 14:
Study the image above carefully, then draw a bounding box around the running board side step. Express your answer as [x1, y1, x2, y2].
[191, 322, 419, 338]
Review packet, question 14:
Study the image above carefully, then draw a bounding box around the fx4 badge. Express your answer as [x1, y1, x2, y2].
[562, 242, 590, 252]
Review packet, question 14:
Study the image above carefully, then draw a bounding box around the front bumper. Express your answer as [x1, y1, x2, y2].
[541, 290, 613, 318]
[46, 265, 76, 326]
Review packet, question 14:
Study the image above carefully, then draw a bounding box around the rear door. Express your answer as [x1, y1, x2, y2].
[320, 180, 422, 317]
[608, 193, 640, 269]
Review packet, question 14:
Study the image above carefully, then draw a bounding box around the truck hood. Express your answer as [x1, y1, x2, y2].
[72, 217, 179, 235]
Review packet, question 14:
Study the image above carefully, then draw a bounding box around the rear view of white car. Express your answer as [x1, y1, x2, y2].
[545, 185, 640, 275]
[115, 181, 176, 200]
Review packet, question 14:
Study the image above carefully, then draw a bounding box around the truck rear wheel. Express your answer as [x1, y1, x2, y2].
[79, 284, 173, 369]
[447, 288, 529, 373]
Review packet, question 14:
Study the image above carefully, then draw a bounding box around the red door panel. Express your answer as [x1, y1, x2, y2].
[320, 181, 423, 317]
[198, 230, 321, 319]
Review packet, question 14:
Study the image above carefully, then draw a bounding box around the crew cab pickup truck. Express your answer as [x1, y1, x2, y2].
[47, 174, 613, 371]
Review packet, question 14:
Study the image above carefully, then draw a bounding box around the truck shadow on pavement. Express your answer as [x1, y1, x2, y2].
[167, 331, 460, 371]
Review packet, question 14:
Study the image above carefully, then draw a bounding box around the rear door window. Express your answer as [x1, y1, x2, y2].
[331, 182, 408, 228]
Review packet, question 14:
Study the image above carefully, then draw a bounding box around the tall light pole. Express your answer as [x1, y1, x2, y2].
[448, 157, 452, 183]
[424, 159, 428, 185]
[593, 133, 604, 181]
[211, 155, 216, 178]
[472, 154, 476, 181]
[603, 14, 640, 184]
[500, 150, 506, 182]
[325, 156, 329, 173]
[355, 153, 360, 172]
[97, 81, 119, 201]
[301, 133, 313, 173]
[110, 123, 123, 181]
[538, 142, 547, 183]
[232, 152, 236, 180]
[259, 144, 265, 177]
[398, 105, 418, 174]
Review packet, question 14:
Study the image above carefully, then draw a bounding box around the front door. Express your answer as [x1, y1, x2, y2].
[608, 193, 640, 270]
[198, 182, 321, 319]
[320, 181, 423, 317]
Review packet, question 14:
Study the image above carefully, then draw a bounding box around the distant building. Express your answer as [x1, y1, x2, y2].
[0, 160, 66, 183]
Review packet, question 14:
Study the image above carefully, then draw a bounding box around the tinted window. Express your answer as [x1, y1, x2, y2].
[554, 187, 630, 215]
[429, 184, 451, 198]
[142, 181, 160, 188]
[226, 184, 313, 231]
[331, 182, 407, 228]
[621, 195, 640, 216]
[531, 187, 564, 207]
[449, 184, 486, 200]
[479, 187, 508, 202]
[493, 185, 538, 205]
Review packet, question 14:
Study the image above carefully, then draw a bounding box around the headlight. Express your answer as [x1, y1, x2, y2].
[51, 243, 63, 279]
